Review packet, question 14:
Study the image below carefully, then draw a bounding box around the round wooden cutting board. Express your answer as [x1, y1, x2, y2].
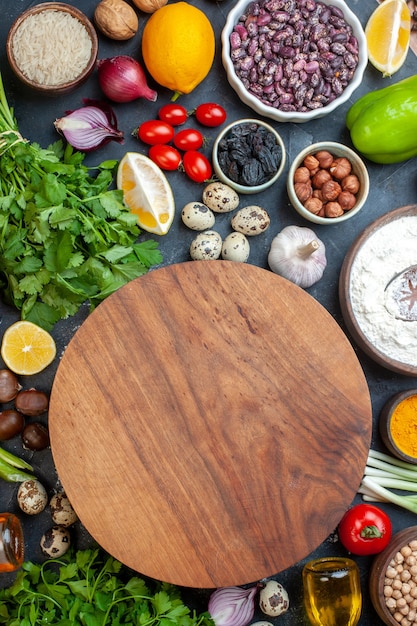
[49, 261, 372, 589]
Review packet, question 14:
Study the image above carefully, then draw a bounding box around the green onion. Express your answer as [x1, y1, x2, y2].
[359, 450, 417, 514]
[0, 445, 35, 482]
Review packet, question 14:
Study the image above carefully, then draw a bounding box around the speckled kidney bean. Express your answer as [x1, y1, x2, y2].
[229, 0, 359, 112]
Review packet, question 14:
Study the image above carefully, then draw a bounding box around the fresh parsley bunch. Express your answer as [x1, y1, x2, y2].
[0, 547, 213, 626]
[0, 73, 162, 331]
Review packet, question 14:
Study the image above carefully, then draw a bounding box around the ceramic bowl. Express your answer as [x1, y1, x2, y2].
[287, 141, 369, 224]
[339, 205, 417, 377]
[379, 390, 417, 464]
[221, 0, 367, 124]
[370, 526, 417, 626]
[6, 3, 98, 96]
[212, 118, 286, 194]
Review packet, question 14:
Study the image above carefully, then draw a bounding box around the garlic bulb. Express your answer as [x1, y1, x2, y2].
[268, 225, 327, 288]
[131, 0, 168, 12]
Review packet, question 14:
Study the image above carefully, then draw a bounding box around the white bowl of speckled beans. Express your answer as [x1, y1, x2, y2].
[221, 0, 368, 123]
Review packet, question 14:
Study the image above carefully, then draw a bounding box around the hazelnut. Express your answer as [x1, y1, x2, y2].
[294, 181, 313, 203]
[321, 180, 342, 201]
[325, 201, 343, 218]
[303, 154, 320, 171]
[330, 157, 352, 180]
[315, 150, 334, 169]
[342, 174, 360, 194]
[312, 169, 332, 189]
[304, 197, 323, 214]
[338, 191, 357, 211]
[293, 166, 311, 183]
[94, 0, 138, 40]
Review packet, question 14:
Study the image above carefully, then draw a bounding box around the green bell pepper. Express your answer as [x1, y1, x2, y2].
[346, 74, 417, 164]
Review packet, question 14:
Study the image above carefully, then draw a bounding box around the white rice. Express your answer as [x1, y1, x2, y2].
[12, 9, 93, 86]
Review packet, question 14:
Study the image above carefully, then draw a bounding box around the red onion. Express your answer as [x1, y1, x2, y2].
[97, 55, 158, 103]
[208, 586, 257, 626]
[54, 100, 124, 151]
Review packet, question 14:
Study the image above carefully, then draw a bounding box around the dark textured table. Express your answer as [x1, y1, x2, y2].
[1, 0, 417, 624]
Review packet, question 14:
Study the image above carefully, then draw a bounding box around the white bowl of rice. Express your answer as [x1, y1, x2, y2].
[6, 2, 98, 96]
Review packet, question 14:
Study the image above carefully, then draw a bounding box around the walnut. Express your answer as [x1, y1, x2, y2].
[293, 166, 311, 183]
[312, 169, 332, 189]
[325, 201, 343, 218]
[94, 0, 138, 40]
[330, 157, 352, 180]
[294, 182, 313, 203]
[338, 191, 357, 211]
[321, 180, 342, 201]
[342, 174, 360, 194]
[315, 150, 334, 169]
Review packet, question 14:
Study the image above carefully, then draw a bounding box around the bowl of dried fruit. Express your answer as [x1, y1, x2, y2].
[212, 118, 286, 194]
[370, 526, 417, 626]
[6, 3, 98, 96]
[221, 0, 367, 124]
[287, 141, 369, 224]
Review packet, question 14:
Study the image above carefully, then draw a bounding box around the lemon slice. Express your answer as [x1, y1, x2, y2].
[117, 152, 175, 236]
[365, 0, 411, 77]
[1, 320, 56, 375]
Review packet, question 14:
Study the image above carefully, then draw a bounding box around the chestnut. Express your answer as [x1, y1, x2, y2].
[15, 389, 49, 416]
[0, 369, 21, 402]
[0, 410, 25, 440]
[22, 422, 50, 451]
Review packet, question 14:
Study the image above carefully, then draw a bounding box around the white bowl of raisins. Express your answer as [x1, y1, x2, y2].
[221, 0, 367, 124]
[287, 141, 369, 224]
[212, 118, 286, 194]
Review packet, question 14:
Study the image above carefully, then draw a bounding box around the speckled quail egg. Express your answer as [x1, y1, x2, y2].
[50, 492, 78, 527]
[181, 202, 216, 231]
[17, 479, 48, 515]
[40, 525, 71, 558]
[231, 206, 271, 236]
[190, 231, 222, 260]
[259, 580, 289, 617]
[202, 182, 239, 213]
[221, 232, 250, 262]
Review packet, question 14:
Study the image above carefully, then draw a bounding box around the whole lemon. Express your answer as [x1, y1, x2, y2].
[141, 2, 215, 99]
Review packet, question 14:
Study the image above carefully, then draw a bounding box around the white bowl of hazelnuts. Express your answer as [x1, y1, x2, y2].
[287, 141, 369, 225]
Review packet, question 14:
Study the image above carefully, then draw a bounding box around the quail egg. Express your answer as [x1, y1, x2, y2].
[17, 479, 48, 515]
[50, 492, 78, 527]
[202, 182, 239, 213]
[221, 232, 250, 262]
[40, 525, 71, 558]
[231, 206, 271, 236]
[190, 231, 222, 260]
[259, 580, 289, 617]
[181, 202, 216, 231]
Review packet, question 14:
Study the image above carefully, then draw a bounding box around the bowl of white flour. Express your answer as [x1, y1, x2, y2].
[339, 205, 417, 377]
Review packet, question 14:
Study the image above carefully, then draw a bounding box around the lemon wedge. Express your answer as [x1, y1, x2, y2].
[365, 0, 411, 77]
[117, 152, 175, 236]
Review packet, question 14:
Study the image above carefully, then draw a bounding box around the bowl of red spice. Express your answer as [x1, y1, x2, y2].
[6, 3, 98, 96]
[379, 390, 417, 465]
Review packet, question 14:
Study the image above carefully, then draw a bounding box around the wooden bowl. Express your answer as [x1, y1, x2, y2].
[6, 3, 98, 96]
[370, 526, 417, 626]
[339, 205, 417, 376]
[379, 390, 417, 464]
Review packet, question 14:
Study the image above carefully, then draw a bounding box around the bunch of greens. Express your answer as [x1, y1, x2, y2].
[0, 547, 213, 626]
[0, 73, 162, 331]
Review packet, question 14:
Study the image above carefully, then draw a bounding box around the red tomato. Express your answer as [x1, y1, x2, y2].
[148, 144, 182, 171]
[174, 128, 204, 151]
[338, 504, 392, 556]
[195, 103, 227, 127]
[158, 104, 188, 126]
[137, 120, 175, 145]
[182, 151, 212, 183]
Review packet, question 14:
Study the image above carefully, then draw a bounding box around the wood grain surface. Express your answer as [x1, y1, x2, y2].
[49, 261, 372, 589]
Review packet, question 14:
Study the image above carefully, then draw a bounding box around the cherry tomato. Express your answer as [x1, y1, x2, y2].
[158, 103, 188, 126]
[195, 103, 227, 127]
[149, 144, 182, 171]
[338, 503, 392, 556]
[174, 128, 204, 151]
[137, 120, 175, 145]
[182, 151, 212, 183]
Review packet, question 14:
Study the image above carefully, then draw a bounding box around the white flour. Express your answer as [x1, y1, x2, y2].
[349, 215, 417, 366]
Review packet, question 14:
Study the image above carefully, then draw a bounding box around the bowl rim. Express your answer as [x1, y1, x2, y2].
[339, 204, 417, 377]
[379, 389, 417, 464]
[6, 2, 98, 94]
[370, 525, 417, 626]
[286, 141, 369, 224]
[221, 0, 368, 124]
[212, 117, 287, 194]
